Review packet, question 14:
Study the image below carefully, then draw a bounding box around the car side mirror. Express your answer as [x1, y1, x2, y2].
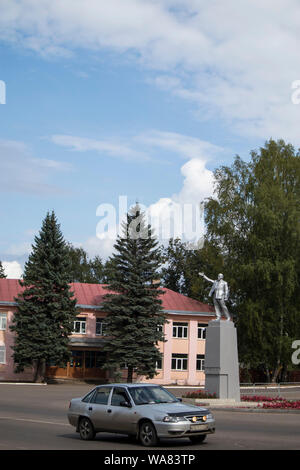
[120, 400, 132, 408]
[178, 398, 182, 402]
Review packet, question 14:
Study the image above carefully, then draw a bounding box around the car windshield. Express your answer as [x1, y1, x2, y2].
[128, 386, 179, 405]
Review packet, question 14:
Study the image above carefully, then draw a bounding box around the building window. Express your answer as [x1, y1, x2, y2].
[172, 353, 188, 371]
[0, 345, 6, 364]
[198, 323, 206, 340]
[0, 313, 7, 330]
[96, 318, 106, 336]
[85, 351, 106, 369]
[196, 354, 205, 371]
[69, 350, 83, 367]
[173, 322, 188, 339]
[73, 317, 86, 334]
[156, 356, 163, 370]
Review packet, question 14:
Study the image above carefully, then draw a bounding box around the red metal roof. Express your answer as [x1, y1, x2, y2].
[0, 278, 213, 313]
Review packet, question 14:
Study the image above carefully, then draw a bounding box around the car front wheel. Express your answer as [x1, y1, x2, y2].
[139, 421, 158, 447]
[79, 417, 96, 441]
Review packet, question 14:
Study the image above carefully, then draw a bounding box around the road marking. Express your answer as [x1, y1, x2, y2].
[0, 416, 70, 426]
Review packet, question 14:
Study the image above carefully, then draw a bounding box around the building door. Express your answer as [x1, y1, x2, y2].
[46, 349, 107, 379]
[69, 350, 84, 378]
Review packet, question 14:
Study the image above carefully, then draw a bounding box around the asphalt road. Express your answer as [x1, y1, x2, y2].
[0, 384, 299, 451]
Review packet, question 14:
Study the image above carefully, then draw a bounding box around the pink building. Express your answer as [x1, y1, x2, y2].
[0, 279, 215, 385]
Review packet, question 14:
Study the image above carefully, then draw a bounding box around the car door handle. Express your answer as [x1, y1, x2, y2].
[107, 409, 112, 413]
[88, 407, 93, 411]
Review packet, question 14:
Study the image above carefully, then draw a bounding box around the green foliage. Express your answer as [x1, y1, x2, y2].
[101, 204, 167, 382]
[205, 139, 300, 380]
[66, 244, 104, 283]
[160, 238, 224, 304]
[0, 261, 6, 278]
[160, 238, 187, 294]
[10, 211, 77, 381]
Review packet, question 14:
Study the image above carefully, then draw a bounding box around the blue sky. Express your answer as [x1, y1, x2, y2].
[1, 0, 299, 277]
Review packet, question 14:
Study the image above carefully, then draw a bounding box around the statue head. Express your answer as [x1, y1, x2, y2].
[218, 273, 224, 280]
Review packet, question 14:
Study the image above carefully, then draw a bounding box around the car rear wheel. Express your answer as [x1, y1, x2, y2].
[189, 434, 207, 444]
[79, 417, 96, 441]
[139, 421, 158, 447]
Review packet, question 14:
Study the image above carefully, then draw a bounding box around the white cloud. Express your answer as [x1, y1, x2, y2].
[0, 139, 72, 195]
[51, 129, 222, 164]
[82, 130, 217, 255]
[147, 157, 214, 247]
[1, 0, 300, 142]
[82, 236, 116, 261]
[51, 135, 150, 162]
[2, 261, 23, 279]
[30, 158, 72, 171]
[4, 242, 32, 257]
[176, 158, 214, 203]
[136, 130, 222, 161]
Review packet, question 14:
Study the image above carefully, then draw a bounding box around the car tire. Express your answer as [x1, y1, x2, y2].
[189, 434, 207, 444]
[79, 417, 96, 441]
[139, 421, 158, 447]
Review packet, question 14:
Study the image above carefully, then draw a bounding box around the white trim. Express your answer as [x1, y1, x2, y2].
[0, 344, 6, 364]
[0, 313, 7, 330]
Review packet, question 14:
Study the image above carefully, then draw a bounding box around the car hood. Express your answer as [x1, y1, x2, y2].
[138, 402, 209, 415]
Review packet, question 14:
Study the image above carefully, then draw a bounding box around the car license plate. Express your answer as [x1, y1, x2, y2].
[190, 424, 208, 431]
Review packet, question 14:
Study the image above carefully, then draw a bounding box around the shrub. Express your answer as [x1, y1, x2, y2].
[182, 390, 217, 399]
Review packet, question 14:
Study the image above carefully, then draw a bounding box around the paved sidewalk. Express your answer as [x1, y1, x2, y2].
[183, 397, 259, 408]
[182, 397, 300, 412]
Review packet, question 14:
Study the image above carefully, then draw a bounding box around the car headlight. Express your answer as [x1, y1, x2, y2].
[206, 413, 213, 420]
[162, 415, 181, 423]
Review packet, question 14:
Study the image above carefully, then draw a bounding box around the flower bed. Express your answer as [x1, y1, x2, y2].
[241, 395, 285, 402]
[259, 400, 300, 409]
[241, 395, 300, 409]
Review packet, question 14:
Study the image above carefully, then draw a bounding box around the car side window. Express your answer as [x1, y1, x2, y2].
[111, 387, 131, 406]
[82, 389, 97, 403]
[91, 387, 111, 405]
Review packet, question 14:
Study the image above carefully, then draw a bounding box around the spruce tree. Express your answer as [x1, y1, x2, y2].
[102, 204, 166, 383]
[10, 211, 77, 382]
[0, 261, 6, 278]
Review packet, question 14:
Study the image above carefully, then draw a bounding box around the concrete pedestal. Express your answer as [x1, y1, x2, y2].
[205, 320, 240, 401]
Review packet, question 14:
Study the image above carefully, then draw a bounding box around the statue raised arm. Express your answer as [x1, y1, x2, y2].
[199, 272, 214, 283]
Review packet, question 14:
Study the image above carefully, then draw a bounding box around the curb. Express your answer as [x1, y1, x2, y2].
[0, 382, 47, 386]
[182, 398, 300, 413]
[208, 407, 300, 413]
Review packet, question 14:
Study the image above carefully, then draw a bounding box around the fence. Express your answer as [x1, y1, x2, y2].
[240, 382, 300, 399]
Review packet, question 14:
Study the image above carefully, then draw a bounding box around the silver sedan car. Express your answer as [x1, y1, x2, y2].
[68, 383, 215, 446]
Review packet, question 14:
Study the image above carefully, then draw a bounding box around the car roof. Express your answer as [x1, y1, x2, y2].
[96, 383, 161, 388]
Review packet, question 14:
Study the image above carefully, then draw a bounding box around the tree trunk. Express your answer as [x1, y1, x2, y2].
[271, 364, 282, 383]
[33, 359, 46, 383]
[127, 366, 133, 383]
[265, 367, 271, 383]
